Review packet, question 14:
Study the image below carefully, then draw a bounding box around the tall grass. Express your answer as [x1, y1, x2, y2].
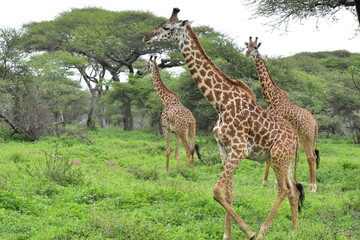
[0, 128, 358, 239]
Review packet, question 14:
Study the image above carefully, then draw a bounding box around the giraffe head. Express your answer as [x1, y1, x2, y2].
[144, 55, 157, 74]
[143, 8, 191, 44]
[245, 36, 262, 57]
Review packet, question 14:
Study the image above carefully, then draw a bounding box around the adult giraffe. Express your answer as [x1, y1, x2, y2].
[144, 8, 304, 240]
[144, 56, 203, 172]
[245, 37, 320, 192]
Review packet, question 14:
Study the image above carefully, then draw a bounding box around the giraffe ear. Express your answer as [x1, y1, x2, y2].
[245, 42, 249, 47]
[258, 42, 262, 48]
[181, 20, 193, 26]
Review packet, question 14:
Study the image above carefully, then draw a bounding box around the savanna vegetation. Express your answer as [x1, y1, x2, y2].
[0, 128, 359, 239]
[0, 6, 359, 240]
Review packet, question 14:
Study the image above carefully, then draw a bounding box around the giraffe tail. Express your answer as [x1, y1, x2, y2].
[294, 139, 305, 213]
[296, 183, 305, 213]
[315, 149, 320, 169]
[314, 123, 320, 169]
[195, 144, 207, 166]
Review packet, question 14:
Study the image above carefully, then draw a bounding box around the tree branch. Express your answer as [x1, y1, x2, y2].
[0, 113, 35, 141]
[333, 223, 360, 235]
[316, 210, 334, 232]
[158, 59, 184, 69]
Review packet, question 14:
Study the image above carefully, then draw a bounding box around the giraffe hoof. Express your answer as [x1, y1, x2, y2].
[261, 181, 267, 187]
[309, 184, 317, 192]
[249, 232, 257, 240]
[255, 233, 264, 240]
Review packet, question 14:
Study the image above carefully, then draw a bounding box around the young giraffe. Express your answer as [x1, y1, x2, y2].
[245, 37, 320, 192]
[144, 8, 304, 240]
[144, 56, 202, 172]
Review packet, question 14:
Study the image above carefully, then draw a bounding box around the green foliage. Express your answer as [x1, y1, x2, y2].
[0, 190, 36, 214]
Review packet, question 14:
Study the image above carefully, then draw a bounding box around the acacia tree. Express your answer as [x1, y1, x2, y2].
[22, 7, 178, 130]
[246, 0, 360, 31]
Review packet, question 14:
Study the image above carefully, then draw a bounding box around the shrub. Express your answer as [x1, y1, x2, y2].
[25, 144, 84, 186]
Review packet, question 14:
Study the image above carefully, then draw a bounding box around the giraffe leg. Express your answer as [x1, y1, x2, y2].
[179, 132, 193, 167]
[223, 176, 234, 240]
[287, 182, 300, 230]
[213, 151, 256, 239]
[257, 171, 289, 240]
[162, 117, 171, 172]
[261, 160, 270, 187]
[175, 133, 180, 164]
[189, 122, 196, 165]
[301, 137, 317, 192]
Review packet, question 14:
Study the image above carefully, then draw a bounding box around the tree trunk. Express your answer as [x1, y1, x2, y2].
[122, 94, 133, 131]
[87, 89, 97, 127]
[99, 105, 107, 128]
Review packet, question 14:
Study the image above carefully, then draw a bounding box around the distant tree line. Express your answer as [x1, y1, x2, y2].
[0, 8, 359, 143]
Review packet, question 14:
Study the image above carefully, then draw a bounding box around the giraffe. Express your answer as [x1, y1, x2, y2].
[245, 37, 320, 192]
[143, 8, 304, 240]
[144, 55, 202, 172]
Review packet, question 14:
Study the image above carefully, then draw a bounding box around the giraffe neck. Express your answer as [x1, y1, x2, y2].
[254, 54, 287, 107]
[151, 63, 178, 105]
[179, 26, 256, 112]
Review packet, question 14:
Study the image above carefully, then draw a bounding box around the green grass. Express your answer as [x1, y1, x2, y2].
[0, 128, 359, 239]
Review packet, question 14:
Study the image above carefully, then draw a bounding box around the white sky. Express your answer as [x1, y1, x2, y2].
[1, 0, 359, 57]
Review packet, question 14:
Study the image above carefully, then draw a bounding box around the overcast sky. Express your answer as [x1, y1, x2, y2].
[1, 0, 359, 57]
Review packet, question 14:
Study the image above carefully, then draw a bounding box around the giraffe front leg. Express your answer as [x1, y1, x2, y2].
[213, 152, 256, 239]
[223, 176, 234, 240]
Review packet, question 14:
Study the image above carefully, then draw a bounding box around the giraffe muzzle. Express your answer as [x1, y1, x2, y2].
[143, 36, 153, 44]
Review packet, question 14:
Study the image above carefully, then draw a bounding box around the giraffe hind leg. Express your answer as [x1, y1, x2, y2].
[177, 130, 193, 167]
[262, 160, 270, 187]
[257, 167, 290, 239]
[162, 118, 171, 172]
[175, 133, 180, 163]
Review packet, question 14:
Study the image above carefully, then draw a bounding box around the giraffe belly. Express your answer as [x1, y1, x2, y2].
[168, 122, 176, 132]
[247, 151, 270, 163]
[246, 144, 271, 163]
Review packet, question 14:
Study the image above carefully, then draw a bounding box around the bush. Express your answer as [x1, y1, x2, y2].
[25, 144, 84, 186]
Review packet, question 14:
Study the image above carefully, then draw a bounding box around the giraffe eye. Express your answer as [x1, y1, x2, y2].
[163, 26, 170, 31]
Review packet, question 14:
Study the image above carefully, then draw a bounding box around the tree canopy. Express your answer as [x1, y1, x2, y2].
[246, 0, 360, 32]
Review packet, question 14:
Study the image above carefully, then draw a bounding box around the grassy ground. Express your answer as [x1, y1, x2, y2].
[0, 127, 359, 240]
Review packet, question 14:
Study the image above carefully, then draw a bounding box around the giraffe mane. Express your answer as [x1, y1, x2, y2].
[186, 26, 257, 101]
[259, 57, 289, 97]
[151, 57, 179, 99]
